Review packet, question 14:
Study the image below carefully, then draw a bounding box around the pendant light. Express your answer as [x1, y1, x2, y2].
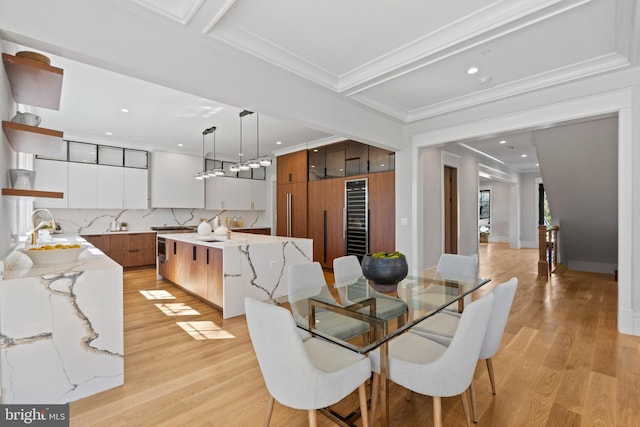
[231, 110, 253, 172]
[209, 126, 224, 176]
[194, 127, 211, 180]
[248, 113, 261, 168]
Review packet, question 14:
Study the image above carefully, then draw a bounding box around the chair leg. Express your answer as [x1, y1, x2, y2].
[370, 373, 379, 426]
[263, 395, 274, 427]
[406, 389, 412, 401]
[359, 383, 369, 427]
[469, 380, 477, 423]
[308, 409, 317, 427]
[460, 388, 472, 427]
[433, 396, 443, 427]
[486, 358, 496, 395]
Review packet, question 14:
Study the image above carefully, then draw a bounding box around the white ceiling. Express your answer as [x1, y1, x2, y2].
[1, 0, 637, 172]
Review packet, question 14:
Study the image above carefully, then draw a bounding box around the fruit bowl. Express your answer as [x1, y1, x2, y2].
[18, 244, 88, 266]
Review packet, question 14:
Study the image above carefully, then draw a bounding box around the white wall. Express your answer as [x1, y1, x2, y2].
[519, 173, 541, 247]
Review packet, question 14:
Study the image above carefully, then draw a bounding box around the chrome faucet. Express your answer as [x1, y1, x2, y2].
[29, 208, 56, 245]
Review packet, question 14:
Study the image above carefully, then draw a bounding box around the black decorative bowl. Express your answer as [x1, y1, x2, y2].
[361, 254, 408, 292]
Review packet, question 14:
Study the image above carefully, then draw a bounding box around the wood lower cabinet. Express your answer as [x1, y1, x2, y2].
[159, 239, 223, 308]
[83, 234, 110, 257]
[308, 178, 346, 268]
[368, 170, 395, 254]
[82, 232, 156, 268]
[276, 181, 307, 238]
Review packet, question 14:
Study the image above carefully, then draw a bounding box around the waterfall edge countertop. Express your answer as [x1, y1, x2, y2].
[157, 232, 313, 318]
[0, 235, 123, 404]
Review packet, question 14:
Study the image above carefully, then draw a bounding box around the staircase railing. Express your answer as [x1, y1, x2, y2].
[538, 225, 559, 276]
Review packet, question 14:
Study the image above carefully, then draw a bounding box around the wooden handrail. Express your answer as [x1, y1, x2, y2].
[538, 225, 559, 276]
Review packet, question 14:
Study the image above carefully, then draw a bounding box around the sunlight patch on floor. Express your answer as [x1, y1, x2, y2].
[140, 289, 176, 300]
[155, 303, 200, 316]
[176, 321, 236, 340]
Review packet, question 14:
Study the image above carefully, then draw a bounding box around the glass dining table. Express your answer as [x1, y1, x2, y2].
[273, 269, 491, 427]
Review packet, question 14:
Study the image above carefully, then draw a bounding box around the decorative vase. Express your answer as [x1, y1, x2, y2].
[361, 253, 408, 292]
[197, 219, 212, 235]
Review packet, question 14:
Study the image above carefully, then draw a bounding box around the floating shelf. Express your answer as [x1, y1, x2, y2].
[2, 53, 63, 110]
[2, 121, 64, 156]
[2, 188, 64, 199]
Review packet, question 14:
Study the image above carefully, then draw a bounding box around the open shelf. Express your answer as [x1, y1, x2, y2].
[2, 53, 63, 110]
[2, 188, 64, 199]
[2, 121, 64, 156]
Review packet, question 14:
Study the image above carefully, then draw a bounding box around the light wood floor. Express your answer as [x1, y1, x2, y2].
[70, 243, 640, 426]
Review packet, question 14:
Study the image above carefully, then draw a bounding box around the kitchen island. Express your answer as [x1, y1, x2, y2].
[0, 236, 123, 404]
[157, 232, 312, 318]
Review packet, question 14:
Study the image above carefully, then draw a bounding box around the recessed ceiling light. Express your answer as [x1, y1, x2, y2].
[276, 141, 282, 145]
[499, 140, 506, 144]
[105, 131, 112, 136]
[521, 154, 527, 158]
[467, 66, 479, 75]
[178, 143, 184, 147]
[120, 108, 129, 113]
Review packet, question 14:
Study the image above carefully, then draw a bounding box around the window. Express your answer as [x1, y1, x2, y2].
[479, 190, 490, 220]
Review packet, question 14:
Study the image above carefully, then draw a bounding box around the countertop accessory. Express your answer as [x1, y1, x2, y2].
[15, 50, 51, 65]
[10, 111, 41, 126]
[214, 225, 228, 236]
[18, 244, 87, 266]
[198, 218, 212, 235]
[9, 169, 35, 190]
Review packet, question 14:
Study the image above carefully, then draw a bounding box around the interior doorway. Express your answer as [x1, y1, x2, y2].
[444, 165, 458, 254]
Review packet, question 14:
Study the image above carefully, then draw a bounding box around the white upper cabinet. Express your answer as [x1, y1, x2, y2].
[124, 168, 148, 209]
[151, 151, 204, 208]
[33, 159, 68, 208]
[34, 159, 148, 209]
[205, 177, 266, 210]
[68, 162, 98, 208]
[97, 165, 124, 209]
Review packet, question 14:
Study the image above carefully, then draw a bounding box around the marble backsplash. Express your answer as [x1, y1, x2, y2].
[45, 208, 269, 235]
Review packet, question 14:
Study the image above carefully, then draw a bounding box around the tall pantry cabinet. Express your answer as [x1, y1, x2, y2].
[276, 151, 308, 238]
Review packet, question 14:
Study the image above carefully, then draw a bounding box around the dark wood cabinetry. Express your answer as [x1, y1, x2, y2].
[308, 178, 346, 268]
[277, 151, 308, 237]
[277, 150, 307, 183]
[159, 238, 223, 308]
[277, 182, 308, 238]
[83, 234, 111, 256]
[277, 148, 395, 267]
[368, 170, 395, 254]
[82, 232, 155, 268]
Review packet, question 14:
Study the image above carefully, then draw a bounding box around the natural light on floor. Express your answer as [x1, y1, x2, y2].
[139, 290, 176, 300]
[155, 303, 200, 316]
[176, 321, 236, 340]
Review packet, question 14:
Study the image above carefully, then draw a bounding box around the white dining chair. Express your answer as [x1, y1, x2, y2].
[333, 255, 408, 327]
[407, 253, 479, 318]
[244, 297, 371, 427]
[410, 277, 518, 422]
[288, 262, 370, 341]
[368, 293, 494, 427]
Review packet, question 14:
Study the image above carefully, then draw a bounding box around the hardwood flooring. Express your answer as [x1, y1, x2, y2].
[70, 243, 640, 426]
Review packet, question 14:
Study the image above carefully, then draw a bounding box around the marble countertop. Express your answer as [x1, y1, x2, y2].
[158, 232, 310, 249]
[3, 235, 120, 280]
